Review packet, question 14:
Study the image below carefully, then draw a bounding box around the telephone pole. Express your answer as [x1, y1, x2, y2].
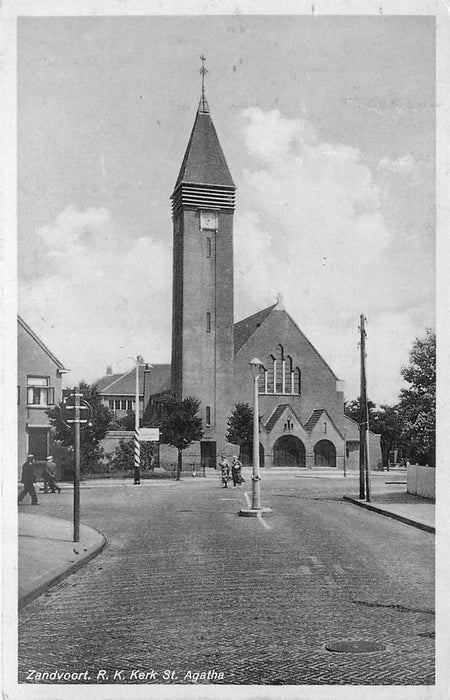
[359, 314, 370, 502]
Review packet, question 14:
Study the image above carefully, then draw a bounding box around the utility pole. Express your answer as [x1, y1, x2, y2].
[63, 387, 90, 542]
[74, 389, 81, 541]
[359, 314, 370, 502]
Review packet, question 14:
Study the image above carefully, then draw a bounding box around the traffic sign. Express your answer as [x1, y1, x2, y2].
[139, 428, 160, 442]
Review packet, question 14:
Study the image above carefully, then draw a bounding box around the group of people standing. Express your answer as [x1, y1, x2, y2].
[219, 455, 245, 488]
[18, 454, 61, 505]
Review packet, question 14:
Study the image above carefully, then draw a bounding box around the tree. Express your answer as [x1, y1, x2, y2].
[370, 405, 405, 470]
[158, 396, 204, 480]
[47, 381, 112, 475]
[108, 439, 156, 473]
[345, 398, 404, 470]
[225, 403, 254, 460]
[109, 410, 136, 432]
[344, 398, 376, 426]
[398, 329, 436, 466]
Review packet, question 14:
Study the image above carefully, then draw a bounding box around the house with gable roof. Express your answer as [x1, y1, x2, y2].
[95, 364, 171, 422]
[17, 316, 68, 472]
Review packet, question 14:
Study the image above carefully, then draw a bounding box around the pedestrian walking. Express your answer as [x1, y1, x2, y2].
[231, 456, 245, 487]
[18, 454, 39, 505]
[218, 455, 230, 488]
[44, 456, 61, 494]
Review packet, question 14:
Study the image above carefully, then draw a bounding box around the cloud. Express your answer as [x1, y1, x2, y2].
[234, 108, 431, 403]
[377, 154, 416, 174]
[19, 207, 172, 384]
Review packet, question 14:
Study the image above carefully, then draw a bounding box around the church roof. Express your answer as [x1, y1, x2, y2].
[304, 409, 324, 432]
[174, 102, 235, 190]
[233, 305, 276, 354]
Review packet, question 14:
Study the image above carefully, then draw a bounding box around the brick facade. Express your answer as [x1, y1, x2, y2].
[17, 317, 67, 475]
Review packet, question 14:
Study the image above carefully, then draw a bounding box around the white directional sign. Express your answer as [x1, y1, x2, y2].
[139, 428, 160, 442]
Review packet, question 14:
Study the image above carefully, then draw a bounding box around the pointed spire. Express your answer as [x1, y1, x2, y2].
[275, 293, 285, 310]
[173, 60, 235, 190]
[199, 54, 209, 113]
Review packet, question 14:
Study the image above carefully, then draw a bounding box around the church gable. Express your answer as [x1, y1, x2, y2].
[306, 409, 344, 441]
[234, 304, 339, 387]
[263, 404, 306, 437]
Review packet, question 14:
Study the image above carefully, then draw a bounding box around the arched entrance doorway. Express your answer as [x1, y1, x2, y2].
[314, 439, 337, 467]
[272, 436, 306, 467]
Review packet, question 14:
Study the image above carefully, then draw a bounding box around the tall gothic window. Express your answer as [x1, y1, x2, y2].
[276, 344, 284, 393]
[260, 348, 301, 395]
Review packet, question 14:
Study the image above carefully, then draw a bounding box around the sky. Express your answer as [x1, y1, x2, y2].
[17, 14, 435, 404]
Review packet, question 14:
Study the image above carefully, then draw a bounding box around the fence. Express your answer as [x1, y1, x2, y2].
[407, 463, 435, 499]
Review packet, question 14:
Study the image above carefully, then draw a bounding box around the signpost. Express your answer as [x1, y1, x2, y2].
[60, 390, 92, 542]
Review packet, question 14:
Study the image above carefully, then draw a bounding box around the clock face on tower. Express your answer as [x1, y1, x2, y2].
[200, 210, 218, 230]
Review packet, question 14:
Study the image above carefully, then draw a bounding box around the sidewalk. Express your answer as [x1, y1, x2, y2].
[343, 477, 435, 534]
[18, 513, 106, 609]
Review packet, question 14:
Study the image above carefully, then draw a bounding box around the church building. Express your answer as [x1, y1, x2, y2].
[144, 84, 381, 472]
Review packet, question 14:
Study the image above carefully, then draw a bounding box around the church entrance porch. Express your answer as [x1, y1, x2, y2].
[272, 436, 306, 467]
[314, 439, 337, 467]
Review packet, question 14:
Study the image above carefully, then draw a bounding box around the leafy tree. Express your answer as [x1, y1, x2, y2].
[398, 329, 436, 466]
[47, 381, 112, 475]
[158, 396, 204, 480]
[108, 439, 156, 473]
[225, 403, 254, 460]
[370, 405, 406, 470]
[345, 398, 404, 470]
[344, 398, 376, 426]
[109, 410, 136, 432]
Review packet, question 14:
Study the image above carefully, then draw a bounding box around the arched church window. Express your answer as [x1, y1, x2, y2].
[267, 354, 276, 393]
[260, 365, 268, 394]
[276, 345, 284, 393]
[206, 237, 211, 258]
[286, 355, 293, 394]
[293, 367, 301, 394]
[206, 312, 211, 333]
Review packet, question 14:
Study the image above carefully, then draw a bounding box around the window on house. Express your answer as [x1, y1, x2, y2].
[206, 406, 211, 426]
[26, 376, 54, 406]
[206, 312, 211, 333]
[127, 400, 133, 411]
[109, 400, 114, 410]
[206, 237, 212, 258]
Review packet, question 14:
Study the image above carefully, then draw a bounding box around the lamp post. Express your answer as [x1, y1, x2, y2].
[239, 358, 273, 518]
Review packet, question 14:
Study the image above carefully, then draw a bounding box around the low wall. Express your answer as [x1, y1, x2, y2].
[407, 464, 435, 499]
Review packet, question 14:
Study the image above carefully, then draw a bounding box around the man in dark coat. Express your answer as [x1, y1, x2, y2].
[44, 456, 61, 494]
[18, 454, 39, 505]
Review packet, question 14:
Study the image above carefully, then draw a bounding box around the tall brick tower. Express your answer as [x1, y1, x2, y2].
[170, 85, 236, 466]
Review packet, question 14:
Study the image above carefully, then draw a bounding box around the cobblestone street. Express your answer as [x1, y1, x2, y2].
[18, 473, 434, 686]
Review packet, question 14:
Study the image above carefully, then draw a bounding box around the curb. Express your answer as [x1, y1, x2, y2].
[18, 527, 107, 610]
[343, 496, 435, 534]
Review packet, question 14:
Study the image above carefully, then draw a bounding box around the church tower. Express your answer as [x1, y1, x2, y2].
[170, 73, 236, 465]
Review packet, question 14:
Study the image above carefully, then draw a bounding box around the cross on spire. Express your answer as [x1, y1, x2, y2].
[199, 54, 208, 112]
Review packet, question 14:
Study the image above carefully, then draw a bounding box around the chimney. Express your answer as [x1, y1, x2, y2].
[106, 366, 112, 375]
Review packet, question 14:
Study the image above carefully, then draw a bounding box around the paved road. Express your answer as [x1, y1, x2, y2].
[19, 473, 434, 686]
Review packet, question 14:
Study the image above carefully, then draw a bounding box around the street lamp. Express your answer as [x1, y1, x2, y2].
[239, 357, 273, 518]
